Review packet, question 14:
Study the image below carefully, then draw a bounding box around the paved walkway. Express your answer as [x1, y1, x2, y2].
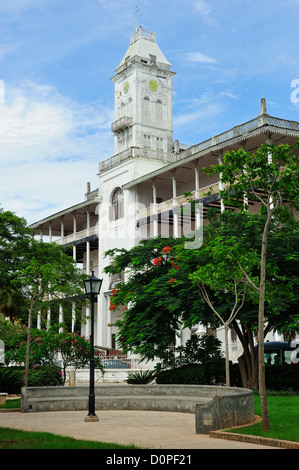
[0, 409, 279, 449]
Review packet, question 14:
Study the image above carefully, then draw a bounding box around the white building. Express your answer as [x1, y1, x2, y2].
[30, 27, 299, 363]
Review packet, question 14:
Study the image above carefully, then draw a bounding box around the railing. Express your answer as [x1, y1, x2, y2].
[130, 29, 156, 44]
[55, 225, 98, 246]
[111, 116, 132, 133]
[137, 182, 220, 220]
[171, 114, 299, 163]
[96, 355, 148, 370]
[99, 147, 174, 172]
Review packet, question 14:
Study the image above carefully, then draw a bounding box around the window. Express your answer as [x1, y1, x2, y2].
[156, 99, 163, 120]
[149, 54, 157, 65]
[143, 96, 150, 117]
[143, 134, 151, 148]
[111, 188, 124, 220]
[119, 101, 125, 118]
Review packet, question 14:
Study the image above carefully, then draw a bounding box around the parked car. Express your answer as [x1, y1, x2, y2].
[100, 359, 131, 369]
[257, 341, 299, 365]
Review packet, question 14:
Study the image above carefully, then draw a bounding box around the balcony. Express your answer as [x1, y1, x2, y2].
[137, 182, 221, 221]
[55, 225, 98, 247]
[111, 116, 132, 133]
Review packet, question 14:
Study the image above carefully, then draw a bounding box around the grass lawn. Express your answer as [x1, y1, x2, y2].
[0, 427, 141, 449]
[228, 393, 299, 442]
[0, 398, 21, 409]
[0, 398, 141, 449]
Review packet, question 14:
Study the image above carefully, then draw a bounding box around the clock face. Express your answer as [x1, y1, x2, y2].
[123, 81, 130, 94]
[148, 79, 158, 92]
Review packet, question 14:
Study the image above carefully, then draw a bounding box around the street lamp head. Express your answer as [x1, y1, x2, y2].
[84, 271, 103, 296]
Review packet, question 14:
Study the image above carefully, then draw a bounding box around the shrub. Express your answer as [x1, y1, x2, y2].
[126, 369, 156, 384]
[265, 365, 299, 391]
[155, 362, 299, 391]
[0, 365, 63, 394]
[156, 360, 226, 385]
[0, 367, 23, 394]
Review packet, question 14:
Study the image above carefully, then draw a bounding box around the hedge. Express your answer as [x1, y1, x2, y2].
[156, 362, 299, 391]
[0, 366, 63, 394]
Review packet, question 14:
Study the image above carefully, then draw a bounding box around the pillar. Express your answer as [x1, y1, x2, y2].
[59, 304, 63, 332]
[48, 224, 52, 243]
[217, 152, 225, 213]
[152, 178, 158, 237]
[72, 213, 77, 261]
[172, 171, 179, 237]
[47, 309, 51, 330]
[60, 218, 64, 238]
[194, 161, 200, 199]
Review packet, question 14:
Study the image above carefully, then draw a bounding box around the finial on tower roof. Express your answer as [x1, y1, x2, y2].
[260, 97, 267, 115]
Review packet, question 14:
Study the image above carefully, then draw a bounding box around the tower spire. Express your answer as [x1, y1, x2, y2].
[135, 6, 140, 32]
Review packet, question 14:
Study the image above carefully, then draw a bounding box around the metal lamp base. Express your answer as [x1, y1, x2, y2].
[85, 414, 99, 422]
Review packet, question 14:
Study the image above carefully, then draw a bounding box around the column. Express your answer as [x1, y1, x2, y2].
[48, 224, 52, 243]
[46, 309, 51, 330]
[37, 311, 41, 329]
[194, 161, 200, 199]
[152, 178, 158, 237]
[194, 161, 202, 230]
[218, 152, 225, 213]
[107, 303, 112, 349]
[72, 213, 77, 261]
[59, 304, 63, 332]
[86, 209, 90, 236]
[60, 218, 64, 239]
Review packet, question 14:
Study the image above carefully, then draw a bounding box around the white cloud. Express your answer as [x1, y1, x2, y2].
[192, 0, 212, 16]
[173, 95, 222, 129]
[0, 0, 47, 14]
[185, 52, 218, 64]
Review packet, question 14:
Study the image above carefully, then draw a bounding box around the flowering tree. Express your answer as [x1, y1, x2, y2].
[11, 238, 86, 386]
[5, 324, 103, 383]
[104, 237, 215, 363]
[204, 141, 299, 431]
[105, 211, 299, 383]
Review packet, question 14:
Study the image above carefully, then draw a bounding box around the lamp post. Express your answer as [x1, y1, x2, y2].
[83, 271, 103, 422]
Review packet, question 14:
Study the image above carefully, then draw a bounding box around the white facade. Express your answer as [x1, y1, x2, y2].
[30, 28, 299, 363]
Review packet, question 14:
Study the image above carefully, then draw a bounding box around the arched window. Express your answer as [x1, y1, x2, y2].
[143, 96, 150, 117]
[119, 101, 125, 118]
[111, 188, 124, 220]
[128, 97, 133, 116]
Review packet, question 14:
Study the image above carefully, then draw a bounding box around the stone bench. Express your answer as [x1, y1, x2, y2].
[21, 384, 255, 434]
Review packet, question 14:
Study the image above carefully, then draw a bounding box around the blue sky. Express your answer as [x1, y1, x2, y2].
[0, 0, 298, 224]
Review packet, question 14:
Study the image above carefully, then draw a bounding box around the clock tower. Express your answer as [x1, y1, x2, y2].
[111, 28, 175, 155]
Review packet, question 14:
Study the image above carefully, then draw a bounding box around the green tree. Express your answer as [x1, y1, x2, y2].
[104, 237, 215, 362]
[204, 141, 299, 431]
[5, 323, 103, 384]
[11, 238, 85, 386]
[105, 211, 298, 389]
[0, 209, 32, 320]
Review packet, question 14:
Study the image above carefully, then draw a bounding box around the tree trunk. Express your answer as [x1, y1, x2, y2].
[24, 305, 34, 387]
[233, 321, 258, 389]
[258, 212, 271, 431]
[224, 324, 230, 386]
